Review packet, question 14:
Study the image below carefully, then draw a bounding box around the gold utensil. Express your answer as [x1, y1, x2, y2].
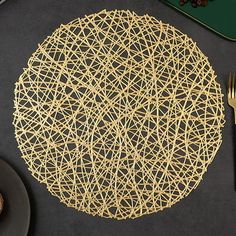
[228, 72, 236, 124]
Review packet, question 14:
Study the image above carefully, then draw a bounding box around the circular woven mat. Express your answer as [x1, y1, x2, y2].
[13, 10, 224, 219]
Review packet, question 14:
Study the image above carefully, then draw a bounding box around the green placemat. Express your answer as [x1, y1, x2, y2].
[161, 0, 236, 41]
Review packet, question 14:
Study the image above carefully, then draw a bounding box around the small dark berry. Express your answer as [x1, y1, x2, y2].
[179, 0, 210, 8]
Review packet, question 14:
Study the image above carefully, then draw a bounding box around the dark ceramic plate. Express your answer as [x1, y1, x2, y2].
[0, 159, 30, 236]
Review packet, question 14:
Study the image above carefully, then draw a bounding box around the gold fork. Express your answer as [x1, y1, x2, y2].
[228, 72, 236, 124]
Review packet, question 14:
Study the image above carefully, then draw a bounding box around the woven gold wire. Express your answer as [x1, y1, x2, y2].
[13, 10, 224, 220]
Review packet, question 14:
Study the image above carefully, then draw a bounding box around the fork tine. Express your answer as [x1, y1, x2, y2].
[228, 72, 236, 125]
[228, 72, 232, 99]
[234, 72, 236, 99]
[231, 73, 235, 98]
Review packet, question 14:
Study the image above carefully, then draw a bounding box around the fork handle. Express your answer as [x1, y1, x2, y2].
[234, 125, 236, 191]
[232, 121, 236, 191]
[234, 109, 236, 124]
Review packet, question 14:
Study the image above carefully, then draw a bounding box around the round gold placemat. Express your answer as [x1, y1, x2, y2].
[13, 9, 224, 220]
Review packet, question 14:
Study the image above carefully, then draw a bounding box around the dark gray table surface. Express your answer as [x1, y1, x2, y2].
[0, 0, 235, 236]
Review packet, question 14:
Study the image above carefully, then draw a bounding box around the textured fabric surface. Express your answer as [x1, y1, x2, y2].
[0, 0, 236, 235]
